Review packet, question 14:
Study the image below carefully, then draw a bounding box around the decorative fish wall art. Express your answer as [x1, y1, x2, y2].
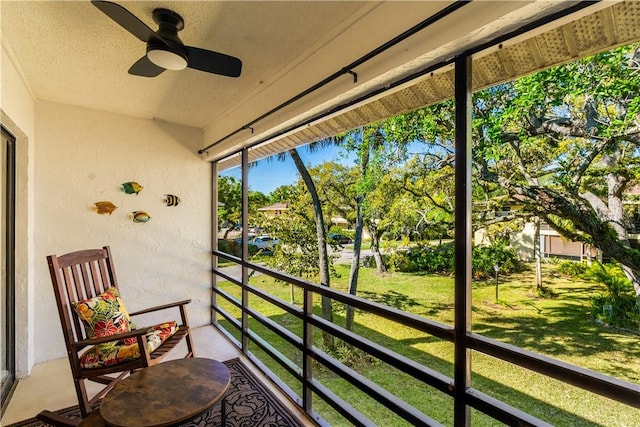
[164, 194, 181, 207]
[121, 182, 143, 195]
[94, 182, 176, 223]
[93, 201, 118, 215]
[132, 211, 151, 223]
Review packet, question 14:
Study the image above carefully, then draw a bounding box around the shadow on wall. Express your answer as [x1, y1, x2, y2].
[154, 119, 204, 155]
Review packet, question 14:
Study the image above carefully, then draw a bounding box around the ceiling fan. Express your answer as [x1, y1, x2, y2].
[91, 0, 242, 78]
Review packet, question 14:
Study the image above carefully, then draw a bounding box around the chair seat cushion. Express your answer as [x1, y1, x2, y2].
[79, 321, 178, 369]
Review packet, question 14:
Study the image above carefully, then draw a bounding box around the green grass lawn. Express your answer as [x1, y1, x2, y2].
[217, 262, 640, 426]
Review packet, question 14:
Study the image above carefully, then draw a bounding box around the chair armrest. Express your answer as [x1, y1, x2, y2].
[128, 299, 191, 316]
[72, 327, 152, 348]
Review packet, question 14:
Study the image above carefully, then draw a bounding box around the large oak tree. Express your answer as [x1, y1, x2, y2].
[400, 43, 640, 307]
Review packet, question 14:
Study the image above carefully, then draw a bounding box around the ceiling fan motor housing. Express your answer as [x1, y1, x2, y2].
[146, 8, 188, 70]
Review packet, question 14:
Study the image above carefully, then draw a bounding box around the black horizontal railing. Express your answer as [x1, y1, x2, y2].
[211, 250, 640, 426]
[467, 333, 640, 408]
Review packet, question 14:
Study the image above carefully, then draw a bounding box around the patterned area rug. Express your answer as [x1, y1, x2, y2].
[6, 358, 305, 427]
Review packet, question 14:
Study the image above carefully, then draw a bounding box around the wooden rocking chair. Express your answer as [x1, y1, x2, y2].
[47, 246, 195, 417]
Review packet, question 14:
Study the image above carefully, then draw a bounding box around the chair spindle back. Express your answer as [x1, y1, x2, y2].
[47, 247, 120, 346]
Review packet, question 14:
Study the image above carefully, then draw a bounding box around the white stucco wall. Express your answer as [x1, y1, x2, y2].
[33, 100, 212, 364]
[475, 222, 539, 262]
[509, 222, 537, 262]
[1, 36, 37, 377]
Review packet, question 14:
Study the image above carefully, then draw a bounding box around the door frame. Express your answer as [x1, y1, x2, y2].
[1, 124, 16, 412]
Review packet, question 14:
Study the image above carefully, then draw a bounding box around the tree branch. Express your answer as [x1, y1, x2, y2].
[401, 177, 453, 215]
[580, 191, 610, 219]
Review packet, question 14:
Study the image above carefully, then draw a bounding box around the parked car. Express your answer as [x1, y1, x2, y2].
[249, 235, 280, 250]
[234, 234, 256, 245]
[248, 226, 264, 234]
[328, 233, 353, 245]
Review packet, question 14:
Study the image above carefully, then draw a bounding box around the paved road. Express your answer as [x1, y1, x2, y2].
[216, 246, 373, 280]
[333, 246, 373, 264]
[216, 263, 259, 280]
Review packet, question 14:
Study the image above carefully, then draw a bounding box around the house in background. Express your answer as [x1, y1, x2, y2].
[485, 221, 600, 262]
[475, 187, 639, 262]
[474, 207, 600, 262]
[330, 216, 350, 231]
[257, 202, 289, 218]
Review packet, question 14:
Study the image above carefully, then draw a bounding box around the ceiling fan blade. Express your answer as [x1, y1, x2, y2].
[128, 56, 165, 77]
[91, 1, 156, 43]
[185, 46, 242, 78]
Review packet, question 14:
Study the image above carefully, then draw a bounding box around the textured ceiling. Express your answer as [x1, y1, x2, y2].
[3, 1, 637, 170]
[0, 0, 372, 128]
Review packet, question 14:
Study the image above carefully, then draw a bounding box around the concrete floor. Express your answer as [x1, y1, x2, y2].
[1, 325, 312, 426]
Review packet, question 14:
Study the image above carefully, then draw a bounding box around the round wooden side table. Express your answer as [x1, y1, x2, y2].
[100, 358, 230, 427]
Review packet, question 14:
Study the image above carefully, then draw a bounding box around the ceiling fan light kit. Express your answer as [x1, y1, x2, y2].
[92, 0, 242, 78]
[147, 45, 187, 70]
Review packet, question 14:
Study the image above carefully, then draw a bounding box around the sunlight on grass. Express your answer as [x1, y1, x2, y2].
[216, 262, 640, 426]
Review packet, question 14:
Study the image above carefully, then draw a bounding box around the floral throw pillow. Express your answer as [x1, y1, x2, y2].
[72, 287, 137, 352]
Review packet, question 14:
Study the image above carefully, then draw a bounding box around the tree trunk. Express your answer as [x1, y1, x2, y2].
[621, 264, 640, 311]
[534, 216, 542, 290]
[368, 223, 387, 274]
[289, 148, 335, 347]
[345, 199, 364, 331]
[290, 283, 295, 305]
[603, 170, 640, 312]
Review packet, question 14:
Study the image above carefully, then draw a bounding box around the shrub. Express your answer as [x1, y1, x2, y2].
[329, 225, 344, 234]
[316, 339, 378, 370]
[217, 239, 258, 257]
[384, 244, 454, 274]
[472, 244, 523, 279]
[383, 242, 522, 277]
[329, 226, 355, 240]
[555, 260, 589, 277]
[591, 293, 639, 332]
[585, 262, 639, 331]
[217, 239, 237, 256]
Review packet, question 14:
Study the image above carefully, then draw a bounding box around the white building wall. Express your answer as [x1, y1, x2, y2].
[510, 222, 537, 262]
[474, 222, 538, 262]
[32, 100, 211, 364]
